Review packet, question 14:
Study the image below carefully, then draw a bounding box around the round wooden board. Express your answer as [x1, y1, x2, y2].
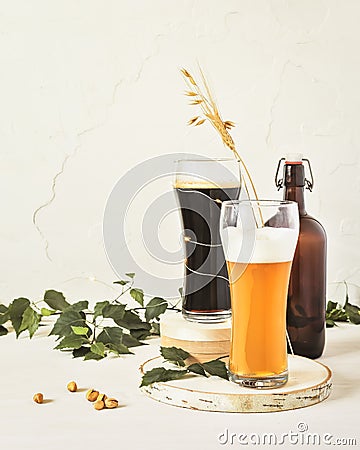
[160, 312, 231, 363]
[140, 355, 332, 413]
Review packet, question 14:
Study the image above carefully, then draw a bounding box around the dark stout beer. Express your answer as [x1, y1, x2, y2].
[175, 183, 239, 322]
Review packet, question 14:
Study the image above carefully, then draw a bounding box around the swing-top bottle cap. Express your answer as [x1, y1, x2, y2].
[285, 153, 303, 164]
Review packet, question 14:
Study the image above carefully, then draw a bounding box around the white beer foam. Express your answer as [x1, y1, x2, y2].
[222, 226, 298, 264]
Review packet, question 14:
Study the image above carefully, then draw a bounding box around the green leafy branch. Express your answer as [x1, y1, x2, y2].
[140, 346, 229, 387]
[326, 283, 360, 327]
[0, 274, 180, 360]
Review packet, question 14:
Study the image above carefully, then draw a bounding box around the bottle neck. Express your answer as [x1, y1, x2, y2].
[283, 163, 307, 215]
[284, 186, 306, 215]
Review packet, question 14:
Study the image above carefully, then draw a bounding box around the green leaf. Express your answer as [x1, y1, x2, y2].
[326, 300, 338, 314]
[72, 346, 90, 358]
[130, 329, 151, 340]
[84, 351, 104, 361]
[66, 300, 89, 312]
[106, 342, 132, 355]
[125, 273, 135, 278]
[71, 326, 89, 336]
[96, 327, 132, 354]
[55, 334, 88, 350]
[0, 306, 10, 326]
[178, 287, 183, 297]
[93, 301, 109, 319]
[97, 327, 123, 346]
[113, 280, 129, 286]
[102, 303, 126, 322]
[44, 290, 70, 311]
[122, 333, 144, 348]
[115, 310, 151, 330]
[0, 313, 10, 326]
[49, 309, 87, 337]
[327, 308, 348, 321]
[344, 281, 349, 306]
[160, 346, 190, 366]
[90, 342, 106, 357]
[130, 288, 144, 307]
[19, 306, 41, 338]
[187, 363, 207, 377]
[337, 312, 348, 321]
[40, 307, 56, 316]
[325, 297, 348, 322]
[9, 298, 30, 337]
[140, 367, 187, 387]
[0, 325, 8, 336]
[345, 303, 360, 325]
[326, 319, 336, 328]
[202, 359, 229, 380]
[145, 297, 168, 322]
[150, 322, 160, 335]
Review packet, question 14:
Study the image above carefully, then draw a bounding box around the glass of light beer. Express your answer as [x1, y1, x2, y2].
[220, 200, 299, 388]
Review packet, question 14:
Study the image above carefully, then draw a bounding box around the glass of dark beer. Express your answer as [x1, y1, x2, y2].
[174, 158, 241, 323]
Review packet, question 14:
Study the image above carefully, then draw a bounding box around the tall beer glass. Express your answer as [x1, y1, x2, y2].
[175, 158, 241, 323]
[220, 200, 299, 388]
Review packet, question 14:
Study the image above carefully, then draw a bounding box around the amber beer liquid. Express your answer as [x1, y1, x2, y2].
[221, 200, 299, 388]
[228, 260, 292, 378]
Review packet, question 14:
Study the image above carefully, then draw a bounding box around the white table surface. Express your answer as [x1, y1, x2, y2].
[1, 322, 359, 450]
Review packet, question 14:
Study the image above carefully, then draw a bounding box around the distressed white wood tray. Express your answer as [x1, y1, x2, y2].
[140, 355, 332, 413]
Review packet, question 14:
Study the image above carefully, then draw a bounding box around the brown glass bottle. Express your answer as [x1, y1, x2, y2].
[278, 155, 326, 359]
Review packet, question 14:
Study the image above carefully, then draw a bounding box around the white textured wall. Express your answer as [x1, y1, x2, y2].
[1, 0, 359, 303]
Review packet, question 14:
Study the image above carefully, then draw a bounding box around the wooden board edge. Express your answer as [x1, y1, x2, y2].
[139, 356, 333, 413]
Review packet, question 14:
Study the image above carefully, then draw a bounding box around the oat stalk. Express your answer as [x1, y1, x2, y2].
[181, 67, 262, 221]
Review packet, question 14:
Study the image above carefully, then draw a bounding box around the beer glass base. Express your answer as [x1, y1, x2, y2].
[182, 310, 231, 323]
[229, 370, 288, 389]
